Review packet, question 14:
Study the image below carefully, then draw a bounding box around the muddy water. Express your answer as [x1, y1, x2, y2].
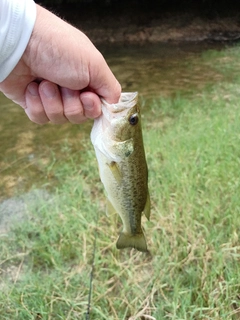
[0, 42, 229, 200]
[100, 42, 226, 97]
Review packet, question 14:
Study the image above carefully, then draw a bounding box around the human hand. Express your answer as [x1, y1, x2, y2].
[0, 4, 121, 124]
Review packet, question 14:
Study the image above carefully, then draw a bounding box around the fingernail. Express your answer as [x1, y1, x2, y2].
[27, 83, 39, 96]
[41, 82, 57, 98]
[81, 97, 93, 111]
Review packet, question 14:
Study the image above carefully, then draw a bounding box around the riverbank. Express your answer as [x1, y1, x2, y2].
[56, 7, 240, 44]
[82, 15, 240, 44]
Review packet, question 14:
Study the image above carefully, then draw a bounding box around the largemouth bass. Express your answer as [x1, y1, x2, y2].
[91, 92, 150, 252]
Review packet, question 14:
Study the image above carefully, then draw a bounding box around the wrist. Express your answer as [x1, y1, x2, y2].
[22, 5, 51, 75]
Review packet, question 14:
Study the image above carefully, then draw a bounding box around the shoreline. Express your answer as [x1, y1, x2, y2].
[62, 11, 240, 44]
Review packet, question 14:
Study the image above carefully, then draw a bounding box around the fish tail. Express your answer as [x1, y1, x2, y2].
[116, 232, 148, 252]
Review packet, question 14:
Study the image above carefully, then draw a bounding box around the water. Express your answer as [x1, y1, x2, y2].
[100, 42, 227, 97]
[0, 42, 230, 199]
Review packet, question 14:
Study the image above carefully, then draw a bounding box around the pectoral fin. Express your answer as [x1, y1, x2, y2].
[108, 161, 122, 183]
[143, 191, 151, 220]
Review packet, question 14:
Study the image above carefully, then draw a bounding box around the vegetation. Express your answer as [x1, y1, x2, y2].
[2, 45, 240, 319]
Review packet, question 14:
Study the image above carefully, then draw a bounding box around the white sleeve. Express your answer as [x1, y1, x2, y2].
[0, 0, 36, 82]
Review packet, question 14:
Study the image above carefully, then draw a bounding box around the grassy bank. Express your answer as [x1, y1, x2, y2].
[1, 45, 240, 319]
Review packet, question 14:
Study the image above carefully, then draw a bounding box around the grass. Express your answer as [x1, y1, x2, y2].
[2, 45, 240, 319]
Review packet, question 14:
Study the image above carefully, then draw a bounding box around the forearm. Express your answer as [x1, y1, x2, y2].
[0, 0, 36, 82]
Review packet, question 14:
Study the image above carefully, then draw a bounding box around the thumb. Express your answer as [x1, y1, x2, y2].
[88, 52, 121, 104]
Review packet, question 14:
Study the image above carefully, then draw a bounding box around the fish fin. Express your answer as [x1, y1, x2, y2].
[116, 232, 148, 252]
[143, 191, 151, 220]
[106, 198, 116, 215]
[108, 161, 122, 183]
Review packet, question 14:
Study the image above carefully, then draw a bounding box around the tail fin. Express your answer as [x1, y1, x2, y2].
[116, 232, 148, 252]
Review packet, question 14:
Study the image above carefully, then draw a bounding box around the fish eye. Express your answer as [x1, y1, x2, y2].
[129, 113, 138, 126]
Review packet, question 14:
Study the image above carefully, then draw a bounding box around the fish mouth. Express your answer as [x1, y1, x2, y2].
[101, 92, 138, 122]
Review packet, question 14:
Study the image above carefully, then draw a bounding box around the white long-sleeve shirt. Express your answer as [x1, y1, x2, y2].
[0, 0, 36, 82]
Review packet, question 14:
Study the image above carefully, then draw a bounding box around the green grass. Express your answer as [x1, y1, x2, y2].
[2, 45, 240, 319]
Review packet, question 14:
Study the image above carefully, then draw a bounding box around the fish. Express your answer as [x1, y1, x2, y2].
[90, 92, 150, 252]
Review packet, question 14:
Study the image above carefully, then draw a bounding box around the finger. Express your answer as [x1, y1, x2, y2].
[39, 81, 67, 124]
[89, 52, 122, 104]
[25, 82, 49, 124]
[80, 91, 102, 119]
[61, 87, 86, 124]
